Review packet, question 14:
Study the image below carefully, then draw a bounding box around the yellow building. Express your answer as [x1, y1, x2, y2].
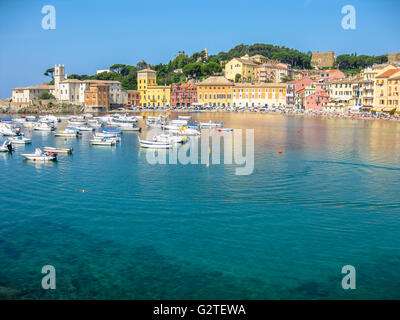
[196, 76, 234, 107]
[232, 83, 287, 108]
[224, 55, 258, 82]
[374, 67, 400, 112]
[137, 68, 170, 107]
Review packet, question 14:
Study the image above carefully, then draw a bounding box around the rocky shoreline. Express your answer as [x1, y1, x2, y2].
[0, 99, 84, 115]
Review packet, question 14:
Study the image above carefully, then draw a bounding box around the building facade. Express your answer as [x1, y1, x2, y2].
[232, 83, 287, 108]
[374, 68, 400, 112]
[196, 76, 233, 107]
[137, 68, 170, 107]
[170, 84, 197, 108]
[12, 85, 55, 104]
[127, 90, 141, 106]
[311, 51, 336, 69]
[84, 83, 110, 109]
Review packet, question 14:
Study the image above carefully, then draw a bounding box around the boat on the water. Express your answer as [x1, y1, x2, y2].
[178, 115, 192, 120]
[21, 148, 57, 161]
[75, 125, 94, 132]
[217, 128, 233, 132]
[0, 140, 13, 152]
[139, 137, 172, 149]
[0, 123, 21, 136]
[43, 147, 73, 154]
[8, 136, 32, 144]
[153, 134, 187, 144]
[199, 121, 223, 128]
[34, 122, 55, 131]
[90, 137, 116, 146]
[54, 128, 81, 137]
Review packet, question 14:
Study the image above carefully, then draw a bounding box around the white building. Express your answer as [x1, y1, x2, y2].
[54, 65, 127, 106]
[12, 85, 55, 104]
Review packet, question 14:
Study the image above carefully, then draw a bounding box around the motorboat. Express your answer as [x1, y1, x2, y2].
[87, 119, 102, 128]
[199, 121, 223, 128]
[0, 140, 13, 152]
[90, 137, 116, 146]
[34, 122, 55, 131]
[21, 148, 57, 161]
[153, 134, 187, 144]
[178, 115, 192, 120]
[169, 126, 200, 136]
[0, 123, 21, 136]
[138, 137, 172, 149]
[170, 119, 188, 126]
[75, 125, 94, 132]
[43, 147, 73, 154]
[93, 133, 120, 143]
[54, 128, 80, 137]
[115, 123, 142, 132]
[8, 136, 32, 144]
[102, 128, 122, 134]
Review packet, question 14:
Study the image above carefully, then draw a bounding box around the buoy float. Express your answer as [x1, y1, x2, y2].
[278, 150, 283, 154]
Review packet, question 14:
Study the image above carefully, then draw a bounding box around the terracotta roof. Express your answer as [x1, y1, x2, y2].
[197, 76, 234, 86]
[376, 68, 400, 78]
[13, 85, 55, 90]
[233, 83, 286, 88]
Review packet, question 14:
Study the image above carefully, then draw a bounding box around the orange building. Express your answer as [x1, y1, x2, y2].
[84, 83, 110, 109]
[196, 76, 234, 107]
[127, 90, 141, 106]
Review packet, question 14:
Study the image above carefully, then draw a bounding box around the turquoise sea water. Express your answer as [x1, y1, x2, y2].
[1, 112, 400, 299]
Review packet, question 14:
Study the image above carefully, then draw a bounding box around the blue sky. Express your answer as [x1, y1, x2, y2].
[0, 0, 399, 98]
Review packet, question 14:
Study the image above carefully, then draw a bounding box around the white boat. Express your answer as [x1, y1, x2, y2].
[34, 122, 55, 131]
[38, 115, 59, 124]
[21, 148, 57, 161]
[0, 140, 13, 152]
[0, 123, 21, 136]
[87, 119, 102, 128]
[8, 136, 32, 144]
[90, 137, 116, 146]
[43, 147, 73, 154]
[168, 126, 200, 136]
[170, 119, 188, 126]
[54, 128, 80, 137]
[216, 128, 233, 132]
[178, 115, 192, 120]
[115, 123, 142, 132]
[75, 125, 94, 132]
[93, 133, 120, 143]
[139, 137, 172, 149]
[153, 134, 187, 144]
[199, 121, 223, 128]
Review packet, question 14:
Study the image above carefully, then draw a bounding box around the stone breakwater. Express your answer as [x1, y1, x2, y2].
[0, 99, 83, 114]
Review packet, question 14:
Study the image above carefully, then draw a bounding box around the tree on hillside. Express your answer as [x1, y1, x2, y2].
[182, 62, 203, 78]
[201, 62, 222, 75]
[44, 67, 55, 80]
[136, 60, 149, 70]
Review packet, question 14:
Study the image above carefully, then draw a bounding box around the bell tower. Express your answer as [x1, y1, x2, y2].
[54, 64, 65, 99]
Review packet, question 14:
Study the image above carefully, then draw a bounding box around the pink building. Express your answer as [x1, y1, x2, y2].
[170, 84, 197, 108]
[295, 77, 314, 93]
[305, 91, 329, 111]
[318, 69, 346, 81]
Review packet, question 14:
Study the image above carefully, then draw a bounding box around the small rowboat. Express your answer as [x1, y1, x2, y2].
[90, 138, 116, 146]
[21, 148, 57, 161]
[54, 128, 81, 137]
[43, 147, 73, 154]
[139, 137, 172, 149]
[199, 121, 223, 128]
[217, 128, 233, 132]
